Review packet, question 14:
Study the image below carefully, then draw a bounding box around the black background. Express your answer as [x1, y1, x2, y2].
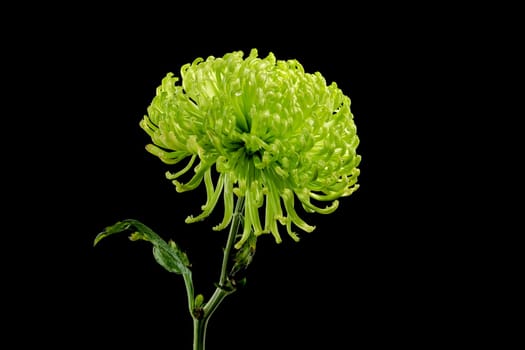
[5, 6, 501, 349]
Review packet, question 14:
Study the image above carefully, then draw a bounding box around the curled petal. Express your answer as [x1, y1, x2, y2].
[165, 154, 197, 179]
[144, 144, 189, 165]
[185, 169, 224, 224]
[282, 189, 315, 241]
[172, 160, 211, 192]
[264, 181, 284, 244]
[213, 173, 234, 231]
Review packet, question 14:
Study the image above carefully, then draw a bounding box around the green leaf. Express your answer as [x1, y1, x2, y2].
[94, 219, 191, 275]
[194, 294, 204, 308]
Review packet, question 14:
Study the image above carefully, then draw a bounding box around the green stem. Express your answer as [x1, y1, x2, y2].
[193, 317, 208, 350]
[183, 271, 195, 316]
[192, 196, 245, 350]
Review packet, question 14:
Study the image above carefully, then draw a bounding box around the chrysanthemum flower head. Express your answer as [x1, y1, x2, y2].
[140, 49, 361, 248]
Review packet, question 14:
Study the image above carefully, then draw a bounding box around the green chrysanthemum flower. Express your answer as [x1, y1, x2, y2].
[140, 48, 361, 248]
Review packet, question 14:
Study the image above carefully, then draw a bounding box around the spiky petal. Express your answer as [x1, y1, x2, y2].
[140, 49, 361, 248]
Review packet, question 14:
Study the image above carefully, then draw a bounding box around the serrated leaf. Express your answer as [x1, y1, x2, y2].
[94, 219, 191, 275]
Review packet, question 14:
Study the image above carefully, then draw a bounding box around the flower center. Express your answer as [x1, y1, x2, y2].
[241, 133, 267, 155]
